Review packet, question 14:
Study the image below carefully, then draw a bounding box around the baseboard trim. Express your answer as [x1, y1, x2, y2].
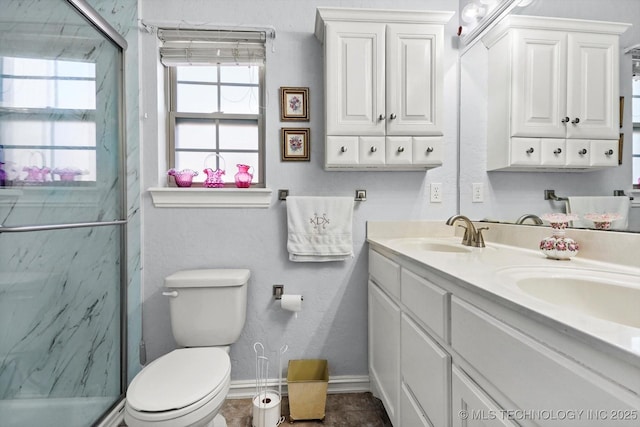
[227, 375, 370, 399]
[105, 375, 370, 423]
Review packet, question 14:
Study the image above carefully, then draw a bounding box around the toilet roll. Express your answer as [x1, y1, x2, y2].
[252, 391, 282, 427]
[280, 294, 303, 312]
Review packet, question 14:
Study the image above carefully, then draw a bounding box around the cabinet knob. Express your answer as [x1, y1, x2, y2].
[571, 117, 580, 124]
[340, 146, 348, 153]
[397, 146, 405, 153]
[426, 147, 434, 153]
[561, 116, 570, 123]
[579, 148, 588, 155]
[389, 113, 397, 120]
[370, 146, 377, 153]
[526, 147, 534, 154]
[553, 148, 562, 155]
[378, 114, 385, 121]
[605, 149, 614, 156]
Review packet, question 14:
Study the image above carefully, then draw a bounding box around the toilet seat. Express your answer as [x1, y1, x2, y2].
[125, 347, 230, 426]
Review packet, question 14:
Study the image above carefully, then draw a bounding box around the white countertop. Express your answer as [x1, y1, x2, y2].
[367, 222, 640, 364]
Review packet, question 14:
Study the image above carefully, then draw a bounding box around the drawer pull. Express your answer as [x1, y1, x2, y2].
[571, 117, 580, 124]
[389, 113, 397, 120]
[553, 148, 562, 155]
[370, 146, 377, 153]
[605, 149, 614, 156]
[340, 146, 348, 153]
[578, 148, 588, 155]
[426, 147, 434, 153]
[526, 147, 534, 154]
[561, 116, 570, 123]
[378, 114, 385, 121]
[397, 146, 405, 153]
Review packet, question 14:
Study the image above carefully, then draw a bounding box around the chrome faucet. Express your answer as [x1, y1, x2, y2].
[446, 215, 488, 247]
[515, 214, 543, 225]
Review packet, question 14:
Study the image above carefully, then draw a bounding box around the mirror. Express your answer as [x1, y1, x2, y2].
[458, 0, 640, 231]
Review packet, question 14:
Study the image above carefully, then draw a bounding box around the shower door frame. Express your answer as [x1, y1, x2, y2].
[0, 1, 130, 423]
[67, 0, 130, 409]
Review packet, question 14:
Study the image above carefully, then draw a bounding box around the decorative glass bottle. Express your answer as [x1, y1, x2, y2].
[539, 213, 579, 260]
[234, 164, 253, 188]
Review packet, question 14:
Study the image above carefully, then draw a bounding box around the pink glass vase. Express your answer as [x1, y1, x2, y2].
[234, 164, 253, 188]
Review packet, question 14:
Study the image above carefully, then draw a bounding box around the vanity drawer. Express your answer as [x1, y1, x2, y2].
[451, 296, 640, 423]
[369, 249, 400, 299]
[401, 268, 448, 340]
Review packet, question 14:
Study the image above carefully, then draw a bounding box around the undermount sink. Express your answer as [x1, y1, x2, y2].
[387, 238, 472, 253]
[497, 267, 640, 328]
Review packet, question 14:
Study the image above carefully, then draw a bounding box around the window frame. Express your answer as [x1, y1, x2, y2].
[165, 62, 266, 188]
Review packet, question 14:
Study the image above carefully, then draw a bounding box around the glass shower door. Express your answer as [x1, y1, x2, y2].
[0, 1, 126, 426]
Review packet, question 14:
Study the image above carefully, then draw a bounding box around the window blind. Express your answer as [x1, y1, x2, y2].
[158, 29, 266, 66]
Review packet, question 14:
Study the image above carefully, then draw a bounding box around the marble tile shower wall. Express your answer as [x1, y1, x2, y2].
[0, 0, 141, 402]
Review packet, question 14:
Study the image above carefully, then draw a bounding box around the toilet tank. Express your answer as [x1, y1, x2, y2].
[164, 269, 250, 347]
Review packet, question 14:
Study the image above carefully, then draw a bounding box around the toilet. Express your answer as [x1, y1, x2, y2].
[124, 269, 250, 427]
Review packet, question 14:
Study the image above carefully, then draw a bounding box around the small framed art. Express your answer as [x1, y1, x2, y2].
[280, 87, 309, 121]
[281, 128, 310, 161]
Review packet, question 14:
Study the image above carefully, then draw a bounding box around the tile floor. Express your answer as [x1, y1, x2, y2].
[221, 392, 392, 427]
[120, 393, 391, 427]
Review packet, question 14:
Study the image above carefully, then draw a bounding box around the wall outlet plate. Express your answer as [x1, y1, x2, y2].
[472, 183, 484, 203]
[430, 183, 443, 203]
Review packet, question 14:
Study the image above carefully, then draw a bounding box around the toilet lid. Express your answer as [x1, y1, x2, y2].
[127, 347, 230, 412]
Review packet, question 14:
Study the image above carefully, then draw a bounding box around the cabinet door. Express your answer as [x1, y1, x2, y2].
[359, 137, 386, 165]
[511, 29, 567, 138]
[451, 365, 519, 427]
[402, 314, 450, 427]
[510, 137, 540, 166]
[326, 136, 358, 166]
[386, 136, 413, 165]
[413, 137, 443, 166]
[565, 139, 591, 168]
[325, 22, 385, 136]
[386, 24, 443, 136]
[590, 139, 619, 167]
[540, 138, 566, 166]
[369, 281, 400, 425]
[566, 32, 619, 140]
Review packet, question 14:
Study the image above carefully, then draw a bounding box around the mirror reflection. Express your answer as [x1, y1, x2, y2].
[458, 0, 640, 232]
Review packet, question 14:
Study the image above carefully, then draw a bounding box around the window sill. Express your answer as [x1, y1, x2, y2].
[148, 187, 272, 208]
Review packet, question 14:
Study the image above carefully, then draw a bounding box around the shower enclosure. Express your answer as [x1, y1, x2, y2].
[0, 1, 128, 426]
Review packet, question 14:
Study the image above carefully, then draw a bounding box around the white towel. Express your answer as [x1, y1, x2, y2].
[566, 196, 630, 230]
[286, 196, 354, 262]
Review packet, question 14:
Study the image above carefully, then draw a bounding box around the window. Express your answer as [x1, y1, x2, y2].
[160, 29, 266, 187]
[0, 56, 97, 184]
[633, 78, 640, 187]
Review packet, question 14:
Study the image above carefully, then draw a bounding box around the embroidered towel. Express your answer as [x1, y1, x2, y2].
[566, 196, 630, 230]
[286, 196, 354, 262]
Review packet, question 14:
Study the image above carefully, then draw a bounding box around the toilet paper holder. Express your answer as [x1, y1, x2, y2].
[273, 284, 303, 301]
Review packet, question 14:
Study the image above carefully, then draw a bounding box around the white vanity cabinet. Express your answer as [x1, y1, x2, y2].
[482, 15, 629, 171]
[369, 249, 452, 426]
[368, 245, 640, 426]
[315, 8, 453, 170]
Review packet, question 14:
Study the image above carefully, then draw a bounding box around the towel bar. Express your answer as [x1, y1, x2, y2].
[278, 189, 366, 201]
[545, 189, 633, 201]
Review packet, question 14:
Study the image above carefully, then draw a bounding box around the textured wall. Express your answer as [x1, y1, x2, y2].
[139, 0, 460, 381]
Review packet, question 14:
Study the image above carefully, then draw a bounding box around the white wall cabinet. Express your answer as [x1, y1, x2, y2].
[482, 15, 629, 171]
[315, 8, 453, 170]
[368, 246, 640, 426]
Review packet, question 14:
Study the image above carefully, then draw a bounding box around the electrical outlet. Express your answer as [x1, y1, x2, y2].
[472, 183, 484, 203]
[430, 183, 443, 203]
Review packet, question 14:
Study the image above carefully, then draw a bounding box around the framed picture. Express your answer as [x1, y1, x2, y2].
[619, 133, 624, 165]
[280, 87, 309, 121]
[281, 128, 310, 161]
